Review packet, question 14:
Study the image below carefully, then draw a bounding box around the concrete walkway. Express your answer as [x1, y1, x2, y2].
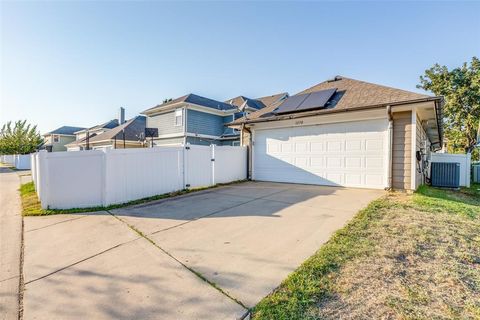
[22, 182, 383, 319]
[0, 166, 23, 320]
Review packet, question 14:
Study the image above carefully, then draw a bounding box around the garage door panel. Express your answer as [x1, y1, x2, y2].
[310, 142, 324, 152]
[254, 119, 387, 189]
[345, 140, 362, 152]
[365, 139, 383, 151]
[346, 157, 362, 168]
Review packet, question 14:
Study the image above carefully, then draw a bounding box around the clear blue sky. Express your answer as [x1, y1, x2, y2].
[1, 1, 479, 134]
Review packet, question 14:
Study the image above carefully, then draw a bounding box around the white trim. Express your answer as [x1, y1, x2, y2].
[185, 132, 220, 140]
[43, 133, 76, 138]
[186, 104, 237, 116]
[184, 106, 188, 134]
[411, 109, 417, 190]
[141, 101, 185, 116]
[145, 102, 237, 117]
[174, 108, 183, 127]
[155, 133, 184, 139]
[249, 108, 387, 131]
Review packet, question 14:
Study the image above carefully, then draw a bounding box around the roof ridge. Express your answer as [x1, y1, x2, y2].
[256, 92, 288, 100]
[303, 76, 428, 97]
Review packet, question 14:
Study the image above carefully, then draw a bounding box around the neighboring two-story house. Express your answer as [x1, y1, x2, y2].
[141, 92, 288, 146]
[43, 126, 86, 152]
[65, 119, 120, 151]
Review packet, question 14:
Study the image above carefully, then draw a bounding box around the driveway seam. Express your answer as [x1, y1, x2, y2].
[106, 210, 250, 313]
[25, 215, 89, 233]
[24, 238, 140, 285]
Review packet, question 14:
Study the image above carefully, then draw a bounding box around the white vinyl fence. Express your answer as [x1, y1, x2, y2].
[1, 154, 32, 169]
[431, 153, 471, 187]
[31, 145, 247, 209]
[1, 154, 15, 166]
[15, 154, 32, 169]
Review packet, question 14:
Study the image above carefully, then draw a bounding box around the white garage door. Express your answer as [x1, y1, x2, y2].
[253, 119, 388, 189]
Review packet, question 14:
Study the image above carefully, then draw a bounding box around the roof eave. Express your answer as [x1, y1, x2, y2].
[228, 96, 443, 126]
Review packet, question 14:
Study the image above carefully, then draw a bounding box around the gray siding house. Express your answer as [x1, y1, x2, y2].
[141, 93, 287, 146]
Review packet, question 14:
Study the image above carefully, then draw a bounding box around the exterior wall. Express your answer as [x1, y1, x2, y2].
[154, 137, 184, 146]
[147, 109, 184, 136]
[186, 136, 218, 146]
[415, 113, 430, 188]
[185, 137, 239, 146]
[92, 141, 143, 150]
[75, 128, 109, 141]
[186, 109, 224, 137]
[220, 140, 239, 146]
[45, 135, 76, 152]
[223, 115, 237, 136]
[392, 111, 412, 190]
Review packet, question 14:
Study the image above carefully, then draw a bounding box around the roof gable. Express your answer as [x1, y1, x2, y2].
[44, 126, 86, 136]
[298, 76, 429, 110]
[143, 93, 235, 114]
[88, 116, 146, 143]
[231, 77, 432, 124]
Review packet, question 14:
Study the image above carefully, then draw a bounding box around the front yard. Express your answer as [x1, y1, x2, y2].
[253, 184, 480, 319]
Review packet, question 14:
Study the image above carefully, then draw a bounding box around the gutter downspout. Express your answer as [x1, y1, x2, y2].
[386, 105, 393, 190]
[242, 124, 253, 180]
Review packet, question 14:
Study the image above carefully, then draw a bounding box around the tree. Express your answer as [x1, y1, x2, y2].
[0, 120, 43, 154]
[418, 57, 480, 160]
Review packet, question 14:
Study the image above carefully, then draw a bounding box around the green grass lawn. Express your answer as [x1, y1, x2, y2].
[253, 184, 480, 320]
[19, 180, 245, 216]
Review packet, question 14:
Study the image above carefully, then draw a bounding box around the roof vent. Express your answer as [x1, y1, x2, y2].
[327, 75, 343, 82]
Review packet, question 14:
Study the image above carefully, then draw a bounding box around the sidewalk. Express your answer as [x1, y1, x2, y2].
[0, 165, 23, 320]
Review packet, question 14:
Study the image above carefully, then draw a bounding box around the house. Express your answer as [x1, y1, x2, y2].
[230, 76, 443, 191]
[82, 116, 146, 150]
[141, 92, 287, 146]
[43, 126, 86, 152]
[66, 108, 146, 151]
[65, 119, 120, 151]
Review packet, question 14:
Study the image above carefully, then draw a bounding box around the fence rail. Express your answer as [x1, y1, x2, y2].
[31, 145, 247, 209]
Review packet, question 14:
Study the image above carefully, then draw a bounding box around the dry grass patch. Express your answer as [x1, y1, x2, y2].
[253, 186, 480, 320]
[315, 196, 479, 319]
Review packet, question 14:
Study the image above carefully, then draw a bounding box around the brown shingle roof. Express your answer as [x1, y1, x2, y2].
[225, 92, 288, 110]
[299, 76, 429, 109]
[232, 76, 432, 124]
[255, 92, 288, 108]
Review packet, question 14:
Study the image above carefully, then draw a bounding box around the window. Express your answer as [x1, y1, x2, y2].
[174, 109, 183, 127]
[53, 135, 59, 143]
[232, 141, 240, 146]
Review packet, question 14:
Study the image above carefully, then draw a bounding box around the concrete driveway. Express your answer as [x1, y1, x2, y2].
[23, 182, 383, 319]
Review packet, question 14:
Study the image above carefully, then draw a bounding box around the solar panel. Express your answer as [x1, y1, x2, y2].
[274, 94, 309, 114]
[297, 88, 337, 111]
[274, 88, 337, 114]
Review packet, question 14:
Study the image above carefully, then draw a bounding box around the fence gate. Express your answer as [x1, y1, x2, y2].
[184, 145, 215, 188]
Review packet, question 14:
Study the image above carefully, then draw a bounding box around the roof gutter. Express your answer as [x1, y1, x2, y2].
[233, 96, 443, 126]
[432, 97, 444, 151]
